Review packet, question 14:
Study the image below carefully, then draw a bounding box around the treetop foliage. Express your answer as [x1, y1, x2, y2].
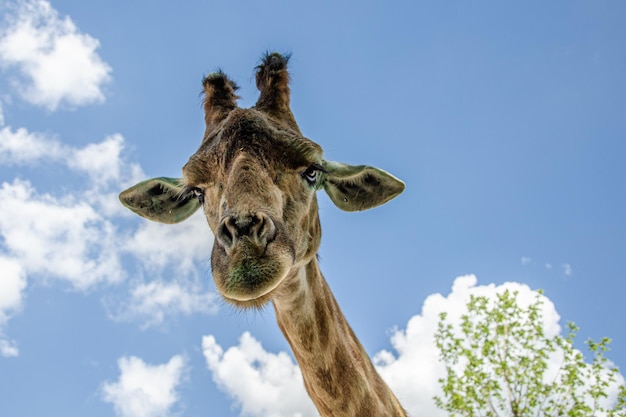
[434, 289, 626, 417]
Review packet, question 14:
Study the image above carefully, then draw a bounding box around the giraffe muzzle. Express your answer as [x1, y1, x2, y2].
[216, 211, 277, 254]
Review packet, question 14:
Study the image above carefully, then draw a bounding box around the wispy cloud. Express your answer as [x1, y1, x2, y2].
[0, 127, 140, 190]
[101, 355, 187, 417]
[0, 0, 111, 110]
[0, 126, 65, 164]
[122, 213, 212, 276]
[520, 256, 573, 278]
[562, 263, 573, 276]
[110, 278, 218, 329]
[0, 339, 19, 357]
[202, 275, 624, 416]
[0, 127, 218, 350]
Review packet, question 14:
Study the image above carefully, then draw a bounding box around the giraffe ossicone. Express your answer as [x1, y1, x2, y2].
[120, 52, 407, 416]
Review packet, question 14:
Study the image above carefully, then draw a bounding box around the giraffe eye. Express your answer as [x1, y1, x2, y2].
[191, 187, 204, 204]
[302, 165, 322, 186]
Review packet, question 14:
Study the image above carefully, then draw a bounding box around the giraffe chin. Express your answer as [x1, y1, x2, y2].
[211, 240, 294, 309]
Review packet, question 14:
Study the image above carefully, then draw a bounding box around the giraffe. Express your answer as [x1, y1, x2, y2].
[119, 53, 407, 416]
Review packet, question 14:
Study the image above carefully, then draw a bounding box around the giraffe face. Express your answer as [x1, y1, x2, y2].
[119, 53, 405, 309]
[182, 109, 324, 307]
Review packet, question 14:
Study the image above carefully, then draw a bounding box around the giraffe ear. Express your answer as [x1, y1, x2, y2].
[119, 177, 200, 224]
[322, 161, 405, 212]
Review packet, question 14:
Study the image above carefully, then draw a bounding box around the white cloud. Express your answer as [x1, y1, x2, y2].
[202, 332, 318, 417]
[0, 178, 124, 290]
[0, 256, 26, 357]
[0, 124, 217, 345]
[521, 256, 532, 265]
[67, 133, 146, 217]
[0, 125, 65, 164]
[0, 1, 215, 353]
[374, 275, 561, 416]
[0, 256, 27, 326]
[109, 207, 217, 329]
[202, 275, 624, 417]
[123, 212, 213, 276]
[0, 0, 111, 110]
[0, 127, 143, 193]
[112, 210, 217, 328]
[68, 133, 125, 185]
[111, 280, 218, 329]
[562, 263, 573, 276]
[101, 355, 186, 417]
[0, 339, 19, 357]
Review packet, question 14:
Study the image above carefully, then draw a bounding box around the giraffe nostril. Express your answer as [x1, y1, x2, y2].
[251, 212, 276, 245]
[217, 217, 235, 249]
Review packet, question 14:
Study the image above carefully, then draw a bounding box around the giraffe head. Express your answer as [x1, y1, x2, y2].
[119, 53, 404, 308]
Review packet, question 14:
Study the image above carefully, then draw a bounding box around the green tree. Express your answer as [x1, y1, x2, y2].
[434, 289, 626, 417]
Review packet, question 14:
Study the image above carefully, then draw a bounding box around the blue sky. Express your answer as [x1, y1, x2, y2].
[0, 1, 625, 416]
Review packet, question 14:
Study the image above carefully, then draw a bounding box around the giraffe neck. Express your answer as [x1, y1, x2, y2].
[272, 259, 407, 417]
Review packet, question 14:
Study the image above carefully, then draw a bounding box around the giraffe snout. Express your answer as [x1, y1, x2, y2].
[216, 211, 276, 252]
